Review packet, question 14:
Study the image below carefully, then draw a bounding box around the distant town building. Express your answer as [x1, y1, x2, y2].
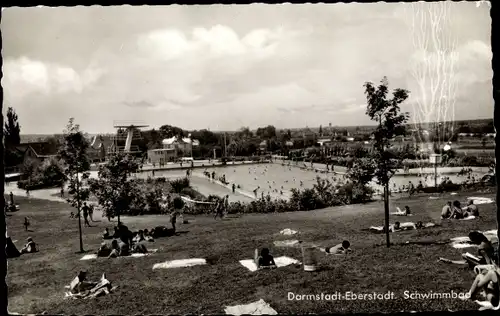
[259, 140, 267, 151]
[317, 138, 332, 147]
[17, 142, 59, 165]
[162, 136, 200, 154]
[147, 148, 177, 164]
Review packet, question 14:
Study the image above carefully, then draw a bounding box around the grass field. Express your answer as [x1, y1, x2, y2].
[6, 190, 498, 314]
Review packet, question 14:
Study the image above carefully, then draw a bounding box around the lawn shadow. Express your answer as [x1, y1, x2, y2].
[74, 249, 93, 255]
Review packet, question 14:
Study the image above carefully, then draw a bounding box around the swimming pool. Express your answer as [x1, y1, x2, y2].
[151, 163, 487, 201]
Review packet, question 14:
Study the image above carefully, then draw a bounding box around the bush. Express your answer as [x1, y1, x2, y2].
[17, 157, 66, 190]
[170, 177, 190, 193]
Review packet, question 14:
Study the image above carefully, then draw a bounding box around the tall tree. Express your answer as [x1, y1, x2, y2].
[89, 152, 139, 225]
[4, 107, 21, 149]
[58, 118, 91, 253]
[364, 77, 409, 248]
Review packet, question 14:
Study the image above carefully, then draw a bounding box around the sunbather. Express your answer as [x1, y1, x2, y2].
[450, 201, 464, 219]
[20, 237, 37, 254]
[143, 229, 154, 242]
[466, 200, 479, 217]
[97, 242, 111, 257]
[464, 231, 496, 266]
[132, 242, 148, 254]
[465, 266, 499, 308]
[133, 230, 145, 244]
[70, 271, 98, 294]
[320, 240, 352, 255]
[441, 201, 453, 219]
[108, 240, 129, 258]
[255, 248, 277, 269]
[102, 228, 112, 240]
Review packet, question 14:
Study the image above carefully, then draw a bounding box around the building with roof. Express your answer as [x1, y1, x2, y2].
[147, 148, 177, 164]
[17, 142, 59, 165]
[162, 136, 200, 155]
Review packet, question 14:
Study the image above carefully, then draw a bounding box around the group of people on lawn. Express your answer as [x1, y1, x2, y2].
[97, 210, 181, 258]
[255, 241, 352, 270]
[441, 200, 479, 219]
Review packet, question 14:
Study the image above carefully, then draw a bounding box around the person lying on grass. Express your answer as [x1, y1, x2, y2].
[462, 231, 496, 267]
[319, 240, 352, 255]
[463, 265, 499, 308]
[20, 237, 38, 254]
[255, 248, 277, 270]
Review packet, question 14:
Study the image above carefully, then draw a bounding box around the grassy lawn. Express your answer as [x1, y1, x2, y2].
[6, 190, 497, 314]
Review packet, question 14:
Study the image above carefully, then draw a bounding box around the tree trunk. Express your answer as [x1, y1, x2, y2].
[496, 89, 500, 265]
[1, 109, 9, 315]
[384, 183, 391, 248]
[76, 174, 84, 253]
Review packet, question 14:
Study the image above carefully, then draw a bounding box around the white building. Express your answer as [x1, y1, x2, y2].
[162, 136, 200, 154]
[147, 148, 177, 164]
[317, 138, 332, 147]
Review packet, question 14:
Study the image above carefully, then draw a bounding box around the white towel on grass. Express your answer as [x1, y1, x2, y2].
[468, 197, 494, 205]
[225, 299, 277, 315]
[280, 228, 297, 236]
[152, 258, 206, 269]
[239, 256, 300, 272]
[80, 249, 158, 261]
[274, 240, 299, 247]
[460, 216, 476, 221]
[452, 243, 478, 249]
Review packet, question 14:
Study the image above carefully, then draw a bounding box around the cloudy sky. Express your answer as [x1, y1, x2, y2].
[2, 3, 492, 134]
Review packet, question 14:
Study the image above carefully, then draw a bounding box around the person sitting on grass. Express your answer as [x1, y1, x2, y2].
[132, 242, 148, 254]
[255, 248, 277, 270]
[465, 200, 479, 217]
[320, 240, 352, 255]
[416, 181, 424, 192]
[97, 242, 111, 257]
[450, 201, 464, 219]
[20, 237, 37, 254]
[143, 229, 154, 242]
[108, 240, 130, 258]
[463, 231, 496, 267]
[464, 265, 499, 309]
[133, 230, 145, 244]
[441, 201, 453, 219]
[404, 206, 411, 216]
[102, 228, 112, 240]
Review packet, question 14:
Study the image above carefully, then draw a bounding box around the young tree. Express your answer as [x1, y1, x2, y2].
[364, 77, 409, 248]
[58, 118, 90, 253]
[4, 107, 23, 168]
[89, 152, 139, 225]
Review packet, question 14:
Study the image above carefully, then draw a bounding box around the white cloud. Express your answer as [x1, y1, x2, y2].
[3, 57, 103, 100]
